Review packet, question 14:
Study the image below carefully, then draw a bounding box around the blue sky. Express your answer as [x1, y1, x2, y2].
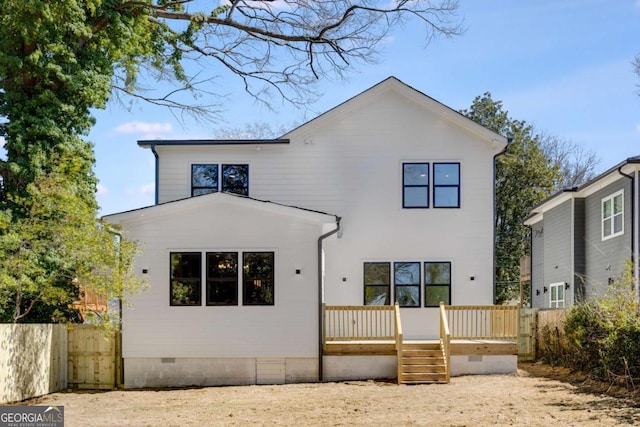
[5, 1, 639, 215]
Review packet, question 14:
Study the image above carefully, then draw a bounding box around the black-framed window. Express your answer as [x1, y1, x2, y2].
[222, 164, 249, 196]
[191, 163, 249, 196]
[170, 252, 202, 306]
[243, 252, 275, 305]
[192, 164, 218, 196]
[206, 252, 238, 306]
[394, 262, 420, 307]
[424, 262, 451, 307]
[364, 262, 391, 305]
[433, 163, 460, 208]
[403, 163, 429, 208]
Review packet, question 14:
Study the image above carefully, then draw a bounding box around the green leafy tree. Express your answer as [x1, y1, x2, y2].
[461, 93, 561, 304]
[0, 155, 144, 326]
[0, 0, 461, 320]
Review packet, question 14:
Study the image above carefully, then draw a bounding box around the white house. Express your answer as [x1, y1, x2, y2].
[104, 77, 512, 387]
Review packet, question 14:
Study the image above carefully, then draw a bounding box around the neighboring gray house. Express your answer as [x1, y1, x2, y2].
[524, 156, 640, 309]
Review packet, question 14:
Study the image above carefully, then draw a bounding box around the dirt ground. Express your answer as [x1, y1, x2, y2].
[21, 363, 640, 426]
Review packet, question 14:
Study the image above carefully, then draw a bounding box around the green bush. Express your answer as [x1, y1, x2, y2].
[558, 261, 640, 384]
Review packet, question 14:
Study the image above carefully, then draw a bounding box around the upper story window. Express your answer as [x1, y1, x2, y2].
[549, 282, 565, 308]
[191, 164, 249, 197]
[602, 190, 623, 240]
[402, 162, 460, 209]
[433, 163, 460, 208]
[403, 163, 429, 208]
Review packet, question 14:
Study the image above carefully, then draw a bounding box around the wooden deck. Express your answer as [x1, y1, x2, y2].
[324, 339, 517, 356]
[323, 304, 519, 384]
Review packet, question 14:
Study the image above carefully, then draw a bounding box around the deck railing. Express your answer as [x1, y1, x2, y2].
[439, 303, 451, 383]
[394, 303, 403, 382]
[324, 305, 397, 342]
[444, 305, 518, 340]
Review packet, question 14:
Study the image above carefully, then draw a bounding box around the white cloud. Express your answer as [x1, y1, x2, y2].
[0, 136, 5, 148]
[114, 121, 173, 137]
[96, 184, 108, 196]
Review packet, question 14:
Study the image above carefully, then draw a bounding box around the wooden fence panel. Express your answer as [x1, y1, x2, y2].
[518, 308, 536, 361]
[68, 325, 117, 390]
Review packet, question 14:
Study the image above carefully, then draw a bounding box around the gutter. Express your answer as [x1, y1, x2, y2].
[317, 217, 341, 382]
[618, 167, 638, 295]
[493, 139, 510, 304]
[150, 144, 159, 205]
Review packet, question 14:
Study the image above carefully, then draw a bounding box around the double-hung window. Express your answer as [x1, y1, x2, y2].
[243, 252, 275, 305]
[206, 252, 238, 305]
[424, 262, 451, 307]
[602, 190, 623, 240]
[364, 262, 391, 305]
[403, 163, 429, 208]
[170, 252, 202, 306]
[191, 164, 249, 196]
[394, 262, 420, 307]
[433, 163, 460, 208]
[549, 282, 565, 308]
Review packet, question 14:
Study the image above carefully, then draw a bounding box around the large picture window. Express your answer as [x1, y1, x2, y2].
[394, 262, 420, 307]
[206, 252, 238, 305]
[403, 163, 429, 208]
[602, 190, 623, 240]
[433, 163, 460, 208]
[191, 163, 249, 196]
[170, 252, 202, 306]
[364, 262, 391, 305]
[424, 262, 451, 307]
[243, 252, 275, 305]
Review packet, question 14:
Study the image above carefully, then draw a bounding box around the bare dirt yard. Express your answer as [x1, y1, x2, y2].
[23, 363, 640, 426]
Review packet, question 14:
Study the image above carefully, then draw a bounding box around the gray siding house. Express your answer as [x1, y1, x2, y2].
[524, 157, 640, 309]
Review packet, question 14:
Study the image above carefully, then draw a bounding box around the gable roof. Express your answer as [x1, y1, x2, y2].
[103, 191, 339, 225]
[524, 156, 640, 225]
[282, 76, 508, 151]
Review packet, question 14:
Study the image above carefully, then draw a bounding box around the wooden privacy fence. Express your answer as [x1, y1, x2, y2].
[68, 325, 120, 390]
[324, 305, 397, 341]
[445, 305, 519, 340]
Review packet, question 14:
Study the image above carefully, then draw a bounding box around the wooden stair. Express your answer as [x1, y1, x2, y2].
[398, 342, 448, 384]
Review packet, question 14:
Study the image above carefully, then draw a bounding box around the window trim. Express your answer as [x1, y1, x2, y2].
[393, 262, 421, 308]
[549, 282, 565, 308]
[433, 162, 461, 208]
[601, 190, 624, 240]
[169, 252, 202, 306]
[363, 262, 391, 305]
[424, 261, 452, 307]
[402, 163, 430, 209]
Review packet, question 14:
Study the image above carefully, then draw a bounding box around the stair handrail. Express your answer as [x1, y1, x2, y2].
[394, 302, 403, 384]
[439, 302, 451, 383]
